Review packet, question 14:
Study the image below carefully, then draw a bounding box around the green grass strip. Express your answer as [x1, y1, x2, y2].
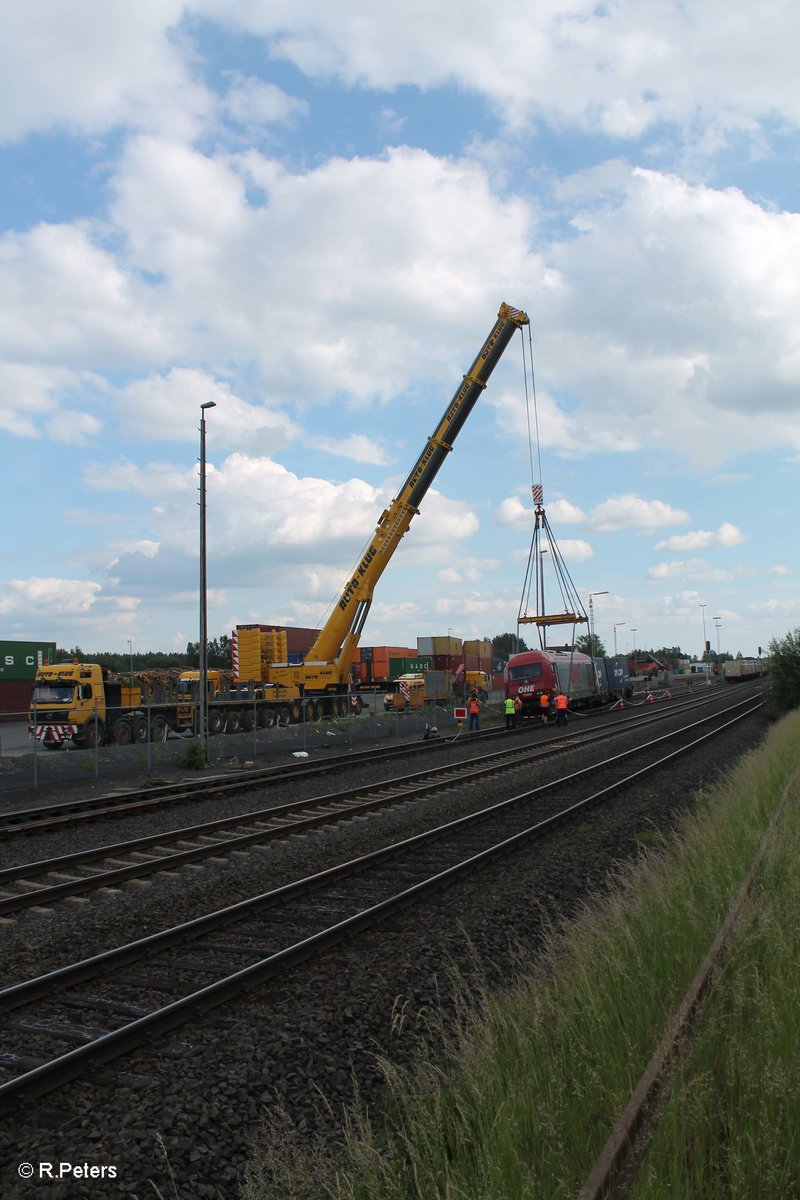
[243, 712, 800, 1200]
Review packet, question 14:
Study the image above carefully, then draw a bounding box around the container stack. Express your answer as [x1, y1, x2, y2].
[463, 638, 494, 677]
[355, 646, 415, 686]
[0, 639, 57, 721]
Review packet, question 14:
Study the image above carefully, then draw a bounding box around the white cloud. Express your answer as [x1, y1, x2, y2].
[655, 522, 744, 551]
[118, 368, 300, 451]
[0, 576, 101, 615]
[222, 75, 308, 129]
[309, 433, 389, 465]
[547, 499, 587, 524]
[647, 558, 734, 582]
[0, 1, 209, 143]
[559, 540, 594, 563]
[588, 495, 689, 533]
[495, 496, 532, 528]
[200, 2, 800, 139]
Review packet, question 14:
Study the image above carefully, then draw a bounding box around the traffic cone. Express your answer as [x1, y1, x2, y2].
[619, 697, 624, 709]
[648, 693, 654, 704]
[666, 690, 672, 699]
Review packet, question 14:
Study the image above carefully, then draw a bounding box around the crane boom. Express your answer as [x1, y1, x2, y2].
[305, 302, 530, 670]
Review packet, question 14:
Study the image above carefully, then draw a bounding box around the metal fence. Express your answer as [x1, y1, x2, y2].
[0, 696, 476, 793]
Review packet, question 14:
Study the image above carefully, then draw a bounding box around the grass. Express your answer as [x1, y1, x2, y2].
[242, 711, 800, 1200]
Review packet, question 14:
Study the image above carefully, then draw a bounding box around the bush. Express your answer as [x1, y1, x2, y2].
[766, 629, 800, 712]
[175, 740, 207, 769]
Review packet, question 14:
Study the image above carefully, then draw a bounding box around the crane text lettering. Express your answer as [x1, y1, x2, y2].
[338, 545, 378, 610]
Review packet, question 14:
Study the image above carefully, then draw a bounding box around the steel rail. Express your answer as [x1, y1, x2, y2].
[0, 700, 762, 1116]
[576, 761, 794, 1200]
[0, 687, 744, 837]
[0, 695, 758, 915]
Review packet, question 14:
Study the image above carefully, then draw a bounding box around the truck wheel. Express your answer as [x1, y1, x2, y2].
[225, 711, 241, 733]
[277, 706, 291, 727]
[83, 720, 105, 749]
[208, 709, 224, 735]
[112, 718, 133, 746]
[258, 709, 275, 729]
[150, 714, 169, 742]
[351, 695, 363, 714]
[241, 710, 255, 732]
[304, 699, 318, 722]
[289, 701, 302, 723]
[132, 716, 148, 743]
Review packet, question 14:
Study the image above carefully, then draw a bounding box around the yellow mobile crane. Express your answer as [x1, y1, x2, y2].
[234, 302, 529, 723]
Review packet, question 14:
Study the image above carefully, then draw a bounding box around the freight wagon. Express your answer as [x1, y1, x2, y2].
[723, 658, 767, 682]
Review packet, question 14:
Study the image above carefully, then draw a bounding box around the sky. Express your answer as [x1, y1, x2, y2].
[1, 1, 799, 663]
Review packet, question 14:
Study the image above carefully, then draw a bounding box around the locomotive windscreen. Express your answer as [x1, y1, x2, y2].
[507, 661, 543, 681]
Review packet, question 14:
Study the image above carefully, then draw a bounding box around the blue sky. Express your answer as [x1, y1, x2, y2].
[1, 1, 799, 661]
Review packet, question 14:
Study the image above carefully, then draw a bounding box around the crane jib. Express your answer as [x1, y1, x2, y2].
[308, 302, 529, 660]
[338, 544, 378, 610]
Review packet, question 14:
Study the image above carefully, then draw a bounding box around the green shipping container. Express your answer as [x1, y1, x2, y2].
[389, 656, 433, 680]
[0, 640, 58, 682]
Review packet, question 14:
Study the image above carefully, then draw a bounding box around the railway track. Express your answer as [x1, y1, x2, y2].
[0, 686, 748, 838]
[0, 693, 762, 1116]
[0, 693, 757, 916]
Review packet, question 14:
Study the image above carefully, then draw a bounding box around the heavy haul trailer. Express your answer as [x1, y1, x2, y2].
[227, 302, 530, 724]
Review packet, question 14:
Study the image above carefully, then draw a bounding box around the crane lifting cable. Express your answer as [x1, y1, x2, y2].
[516, 323, 588, 652]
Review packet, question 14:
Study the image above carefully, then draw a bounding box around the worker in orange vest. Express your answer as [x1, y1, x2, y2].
[555, 690, 568, 726]
[467, 690, 481, 732]
[539, 691, 551, 725]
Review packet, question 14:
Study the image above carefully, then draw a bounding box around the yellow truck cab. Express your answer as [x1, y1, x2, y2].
[29, 661, 144, 749]
[463, 670, 490, 700]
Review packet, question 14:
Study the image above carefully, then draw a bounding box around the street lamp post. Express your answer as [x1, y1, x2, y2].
[589, 591, 608, 656]
[699, 603, 708, 658]
[713, 616, 721, 660]
[199, 400, 216, 763]
[613, 622, 625, 656]
[630, 628, 638, 674]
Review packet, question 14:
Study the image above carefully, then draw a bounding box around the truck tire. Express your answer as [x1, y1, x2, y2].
[289, 701, 302, 723]
[132, 716, 148, 743]
[208, 709, 224, 735]
[277, 706, 291, 727]
[241, 710, 255, 732]
[112, 718, 133, 745]
[82, 720, 105, 749]
[258, 708, 275, 729]
[150, 714, 169, 742]
[304, 699, 318, 722]
[225, 711, 241, 734]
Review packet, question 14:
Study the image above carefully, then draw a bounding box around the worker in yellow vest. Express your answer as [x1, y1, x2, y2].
[555, 690, 568, 727]
[504, 695, 517, 729]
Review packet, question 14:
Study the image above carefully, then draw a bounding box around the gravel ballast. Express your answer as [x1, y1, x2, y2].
[0, 694, 773, 1199]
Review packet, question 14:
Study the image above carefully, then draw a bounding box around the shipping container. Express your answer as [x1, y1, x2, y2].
[389, 656, 433, 679]
[463, 639, 492, 657]
[0, 679, 33, 721]
[416, 637, 434, 657]
[432, 636, 463, 656]
[422, 670, 451, 699]
[464, 653, 480, 671]
[0, 640, 57, 682]
[433, 653, 465, 671]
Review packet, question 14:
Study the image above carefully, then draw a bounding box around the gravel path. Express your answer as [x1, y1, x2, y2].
[0, 696, 772, 1199]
